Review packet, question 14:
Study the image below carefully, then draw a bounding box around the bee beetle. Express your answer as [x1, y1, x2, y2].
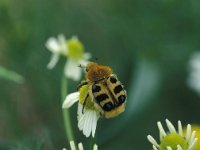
[78, 62, 127, 118]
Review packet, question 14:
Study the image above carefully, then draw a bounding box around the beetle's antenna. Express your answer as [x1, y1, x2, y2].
[78, 64, 86, 68]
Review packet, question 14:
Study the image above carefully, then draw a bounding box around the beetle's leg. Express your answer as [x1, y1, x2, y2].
[82, 93, 89, 114]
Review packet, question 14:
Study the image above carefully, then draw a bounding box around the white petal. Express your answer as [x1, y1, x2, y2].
[190, 55, 200, 70]
[84, 52, 92, 60]
[147, 135, 159, 147]
[62, 92, 79, 108]
[157, 121, 166, 140]
[91, 112, 98, 137]
[83, 111, 92, 137]
[178, 121, 183, 136]
[46, 35, 67, 55]
[77, 104, 98, 137]
[77, 103, 83, 121]
[189, 131, 196, 146]
[58, 34, 68, 54]
[78, 143, 84, 150]
[188, 138, 198, 150]
[78, 104, 85, 131]
[47, 54, 60, 69]
[166, 146, 172, 150]
[186, 124, 192, 142]
[46, 37, 60, 53]
[152, 145, 158, 150]
[177, 145, 182, 150]
[64, 59, 82, 81]
[165, 119, 176, 133]
[70, 141, 76, 150]
[93, 144, 98, 150]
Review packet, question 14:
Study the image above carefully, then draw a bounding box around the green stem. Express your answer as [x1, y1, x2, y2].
[61, 74, 74, 142]
[90, 136, 96, 150]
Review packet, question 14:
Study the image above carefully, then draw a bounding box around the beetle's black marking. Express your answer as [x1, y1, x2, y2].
[94, 77, 106, 84]
[103, 102, 114, 111]
[110, 76, 117, 83]
[115, 100, 120, 106]
[92, 84, 101, 93]
[118, 95, 126, 104]
[95, 94, 109, 103]
[105, 82, 118, 104]
[114, 85, 123, 94]
[77, 81, 88, 90]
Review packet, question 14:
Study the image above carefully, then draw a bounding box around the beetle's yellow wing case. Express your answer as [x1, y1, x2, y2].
[78, 62, 127, 118]
[104, 74, 127, 118]
[91, 74, 127, 118]
[106, 74, 126, 105]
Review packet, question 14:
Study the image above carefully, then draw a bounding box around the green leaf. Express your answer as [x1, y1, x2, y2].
[10, 138, 45, 150]
[0, 66, 24, 84]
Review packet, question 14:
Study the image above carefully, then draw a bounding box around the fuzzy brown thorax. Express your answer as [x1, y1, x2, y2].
[86, 62, 112, 82]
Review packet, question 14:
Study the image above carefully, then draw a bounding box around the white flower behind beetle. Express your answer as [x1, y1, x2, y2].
[147, 119, 198, 150]
[63, 141, 98, 150]
[187, 52, 200, 95]
[62, 84, 100, 138]
[46, 34, 67, 69]
[46, 35, 91, 81]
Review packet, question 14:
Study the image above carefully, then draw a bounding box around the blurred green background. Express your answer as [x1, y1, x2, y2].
[1, 0, 200, 149]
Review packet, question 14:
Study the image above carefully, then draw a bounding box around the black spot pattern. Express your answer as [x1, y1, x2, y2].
[92, 85, 101, 93]
[114, 85, 123, 94]
[118, 95, 126, 104]
[114, 101, 120, 106]
[103, 102, 114, 111]
[110, 76, 117, 83]
[96, 94, 109, 103]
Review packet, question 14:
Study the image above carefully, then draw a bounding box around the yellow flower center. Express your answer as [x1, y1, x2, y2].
[67, 38, 84, 59]
[183, 125, 200, 150]
[160, 133, 188, 150]
[79, 84, 95, 110]
[192, 126, 200, 150]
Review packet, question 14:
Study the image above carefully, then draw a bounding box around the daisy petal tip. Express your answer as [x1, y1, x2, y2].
[93, 144, 98, 150]
[62, 92, 80, 109]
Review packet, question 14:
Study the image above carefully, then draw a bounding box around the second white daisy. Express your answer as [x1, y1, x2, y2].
[147, 119, 198, 150]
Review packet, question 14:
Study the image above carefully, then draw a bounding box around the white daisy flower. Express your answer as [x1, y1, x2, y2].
[62, 89, 100, 137]
[147, 119, 198, 150]
[63, 141, 98, 150]
[46, 34, 67, 69]
[188, 52, 200, 94]
[46, 35, 91, 81]
[77, 103, 99, 137]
